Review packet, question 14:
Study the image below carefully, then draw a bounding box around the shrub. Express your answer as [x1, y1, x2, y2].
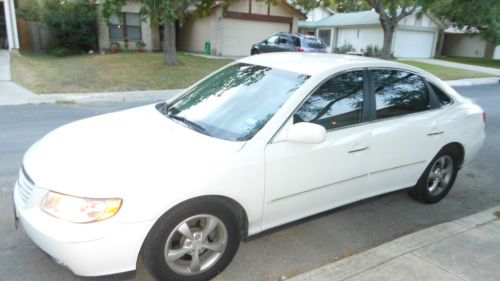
[336, 42, 353, 54]
[366, 44, 374, 57]
[136, 40, 146, 49]
[41, 0, 97, 52]
[16, 0, 42, 21]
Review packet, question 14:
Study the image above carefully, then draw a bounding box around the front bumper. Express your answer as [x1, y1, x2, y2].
[13, 179, 155, 277]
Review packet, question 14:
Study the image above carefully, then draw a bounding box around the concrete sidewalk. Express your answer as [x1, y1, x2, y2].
[0, 50, 11, 81]
[412, 59, 500, 76]
[289, 206, 500, 281]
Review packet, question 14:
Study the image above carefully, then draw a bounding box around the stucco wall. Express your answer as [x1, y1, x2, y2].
[398, 14, 438, 29]
[98, 1, 155, 51]
[442, 34, 487, 58]
[179, 15, 216, 54]
[494, 46, 500, 60]
[337, 26, 384, 52]
[305, 7, 332, 22]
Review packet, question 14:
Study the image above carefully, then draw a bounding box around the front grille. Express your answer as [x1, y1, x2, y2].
[17, 166, 35, 204]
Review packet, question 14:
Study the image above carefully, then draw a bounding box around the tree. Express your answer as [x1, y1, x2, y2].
[366, 0, 432, 59]
[42, 0, 97, 52]
[330, 0, 370, 12]
[101, 0, 326, 65]
[430, 0, 500, 46]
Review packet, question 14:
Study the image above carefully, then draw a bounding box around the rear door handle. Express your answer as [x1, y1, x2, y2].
[348, 146, 369, 153]
[427, 131, 444, 136]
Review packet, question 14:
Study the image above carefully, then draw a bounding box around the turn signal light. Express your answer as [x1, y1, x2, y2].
[298, 48, 304, 52]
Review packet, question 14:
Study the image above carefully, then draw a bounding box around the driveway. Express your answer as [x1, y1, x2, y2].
[0, 84, 499, 281]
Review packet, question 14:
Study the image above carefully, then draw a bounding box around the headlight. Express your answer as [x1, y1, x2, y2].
[41, 191, 122, 223]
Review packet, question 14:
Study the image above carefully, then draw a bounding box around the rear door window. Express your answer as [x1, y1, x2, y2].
[372, 69, 431, 119]
[277, 35, 289, 45]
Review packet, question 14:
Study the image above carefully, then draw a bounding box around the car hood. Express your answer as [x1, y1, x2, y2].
[23, 104, 245, 198]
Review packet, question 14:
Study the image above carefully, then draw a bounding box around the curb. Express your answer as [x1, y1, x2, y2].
[288, 205, 500, 281]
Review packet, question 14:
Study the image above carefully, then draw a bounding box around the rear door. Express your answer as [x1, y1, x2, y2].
[365, 69, 444, 196]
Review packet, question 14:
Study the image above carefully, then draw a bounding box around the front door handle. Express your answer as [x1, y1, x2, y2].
[348, 146, 369, 153]
[427, 131, 444, 136]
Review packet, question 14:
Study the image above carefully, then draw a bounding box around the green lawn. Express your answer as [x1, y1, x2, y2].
[436, 56, 500, 69]
[399, 60, 496, 80]
[12, 52, 232, 94]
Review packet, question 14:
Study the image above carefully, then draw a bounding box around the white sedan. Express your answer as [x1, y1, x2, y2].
[14, 53, 485, 281]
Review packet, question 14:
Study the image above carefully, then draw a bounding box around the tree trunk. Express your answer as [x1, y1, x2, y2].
[163, 21, 180, 65]
[381, 23, 395, 60]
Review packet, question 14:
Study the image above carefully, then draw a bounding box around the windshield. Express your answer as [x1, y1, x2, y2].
[305, 38, 326, 49]
[161, 63, 309, 141]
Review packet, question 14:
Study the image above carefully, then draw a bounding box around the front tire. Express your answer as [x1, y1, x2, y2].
[251, 49, 259, 55]
[142, 198, 240, 281]
[408, 148, 459, 204]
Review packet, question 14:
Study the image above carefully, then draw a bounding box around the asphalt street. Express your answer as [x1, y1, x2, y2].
[1, 84, 499, 281]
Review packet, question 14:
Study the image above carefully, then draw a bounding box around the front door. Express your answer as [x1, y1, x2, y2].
[262, 70, 372, 230]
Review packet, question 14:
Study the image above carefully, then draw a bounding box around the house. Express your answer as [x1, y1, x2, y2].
[299, 10, 445, 59]
[441, 26, 500, 60]
[178, 0, 306, 56]
[303, 5, 334, 23]
[0, 0, 19, 50]
[97, 0, 306, 57]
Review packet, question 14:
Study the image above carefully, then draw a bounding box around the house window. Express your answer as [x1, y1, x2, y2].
[109, 13, 142, 41]
[318, 29, 331, 46]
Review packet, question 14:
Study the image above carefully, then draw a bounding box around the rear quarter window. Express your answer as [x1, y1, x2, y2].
[430, 84, 452, 106]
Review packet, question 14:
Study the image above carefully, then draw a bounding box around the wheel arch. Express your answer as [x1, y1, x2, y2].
[441, 142, 465, 168]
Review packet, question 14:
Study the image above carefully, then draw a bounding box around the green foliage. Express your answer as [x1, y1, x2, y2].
[336, 42, 353, 53]
[41, 0, 97, 52]
[366, 44, 381, 57]
[50, 47, 76, 57]
[430, 0, 500, 45]
[109, 41, 121, 49]
[136, 40, 146, 48]
[16, 0, 42, 21]
[331, 0, 370, 12]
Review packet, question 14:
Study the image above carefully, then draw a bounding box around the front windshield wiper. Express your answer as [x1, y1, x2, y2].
[156, 102, 211, 136]
[168, 114, 212, 137]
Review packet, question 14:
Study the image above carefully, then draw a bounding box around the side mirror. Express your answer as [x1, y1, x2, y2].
[287, 122, 326, 144]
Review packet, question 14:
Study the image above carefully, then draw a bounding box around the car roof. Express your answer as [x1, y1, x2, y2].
[238, 52, 406, 76]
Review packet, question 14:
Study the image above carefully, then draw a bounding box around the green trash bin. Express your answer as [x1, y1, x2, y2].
[204, 41, 211, 55]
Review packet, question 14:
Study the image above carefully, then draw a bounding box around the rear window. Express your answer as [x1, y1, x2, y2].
[304, 38, 326, 48]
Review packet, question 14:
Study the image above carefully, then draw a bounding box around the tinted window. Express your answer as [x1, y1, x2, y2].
[305, 38, 326, 48]
[373, 70, 430, 119]
[277, 35, 289, 45]
[430, 84, 452, 106]
[267, 35, 279, 44]
[165, 64, 309, 141]
[292, 36, 301, 47]
[294, 71, 365, 130]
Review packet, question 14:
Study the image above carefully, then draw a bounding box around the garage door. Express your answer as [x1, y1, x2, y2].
[394, 29, 436, 58]
[222, 18, 290, 57]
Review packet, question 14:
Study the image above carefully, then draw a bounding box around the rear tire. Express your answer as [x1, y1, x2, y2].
[408, 148, 459, 204]
[141, 198, 240, 281]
